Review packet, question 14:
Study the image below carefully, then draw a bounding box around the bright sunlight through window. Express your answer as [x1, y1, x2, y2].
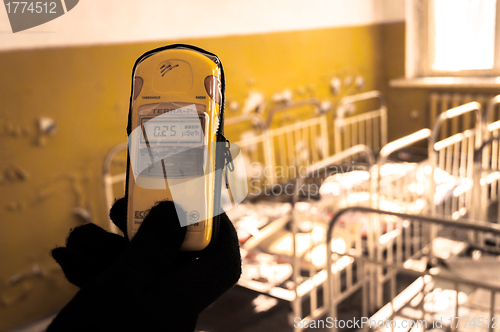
[432, 0, 497, 71]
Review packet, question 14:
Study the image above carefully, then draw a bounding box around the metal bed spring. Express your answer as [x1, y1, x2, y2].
[371, 129, 434, 311]
[327, 207, 500, 332]
[334, 91, 388, 155]
[291, 145, 375, 331]
[429, 102, 483, 221]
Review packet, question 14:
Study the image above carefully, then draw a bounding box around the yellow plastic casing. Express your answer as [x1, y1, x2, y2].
[127, 48, 222, 251]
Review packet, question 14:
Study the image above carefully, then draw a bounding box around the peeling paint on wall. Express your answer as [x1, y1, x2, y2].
[1, 263, 62, 308]
[3, 173, 91, 217]
[2, 166, 29, 183]
[0, 117, 57, 146]
[37, 117, 57, 146]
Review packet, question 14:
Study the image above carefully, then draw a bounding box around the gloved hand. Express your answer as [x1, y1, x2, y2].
[48, 198, 241, 332]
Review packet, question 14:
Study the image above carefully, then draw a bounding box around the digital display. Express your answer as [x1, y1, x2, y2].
[142, 118, 204, 144]
[133, 105, 208, 179]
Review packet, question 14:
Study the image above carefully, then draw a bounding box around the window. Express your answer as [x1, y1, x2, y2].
[406, 0, 500, 77]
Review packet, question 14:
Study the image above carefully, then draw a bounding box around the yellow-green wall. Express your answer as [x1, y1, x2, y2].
[0, 22, 403, 331]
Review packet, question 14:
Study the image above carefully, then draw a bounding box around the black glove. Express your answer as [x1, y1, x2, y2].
[48, 198, 241, 332]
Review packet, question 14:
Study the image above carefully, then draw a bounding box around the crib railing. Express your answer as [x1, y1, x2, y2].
[334, 91, 388, 154]
[429, 102, 483, 220]
[291, 145, 375, 331]
[327, 206, 500, 332]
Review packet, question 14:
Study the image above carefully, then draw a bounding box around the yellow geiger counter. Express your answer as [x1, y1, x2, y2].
[125, 44, 227, 252]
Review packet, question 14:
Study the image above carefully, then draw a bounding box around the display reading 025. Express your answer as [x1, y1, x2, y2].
[153, 125, 177, 137]
[142, 119, 204, 143]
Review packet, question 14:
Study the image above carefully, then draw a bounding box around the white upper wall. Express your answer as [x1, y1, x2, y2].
[0, 0, 405, 52]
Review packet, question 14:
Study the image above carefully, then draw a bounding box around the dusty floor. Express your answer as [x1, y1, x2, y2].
[196, 273, 418, 332]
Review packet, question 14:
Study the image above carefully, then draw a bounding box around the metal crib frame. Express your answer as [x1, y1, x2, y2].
[371, 128, 433, 311]
[291, 145, 375, 331]
[472, 135, 500, 249]
[429, 102, 483, 220]
[235, 101, 330, 191]
[375, 128, 432, 211]
[476, 95, 500, 226]
[264, 98, 327, 129]
[235, 145, 375, 331]
[371, 102, 486, 314]
[334, 91, 388, 154]
[230, 93, 388, 328]
[327, 206, 500, 332]
[466, 95, 500, 248]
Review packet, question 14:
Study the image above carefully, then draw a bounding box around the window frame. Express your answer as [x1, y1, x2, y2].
[406, 0, 500, 78]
